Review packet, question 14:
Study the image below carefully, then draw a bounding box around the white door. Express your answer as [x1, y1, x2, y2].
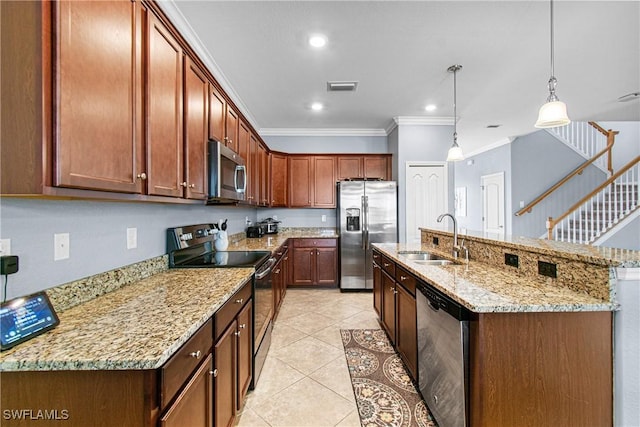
[406, 162, 448, 244]
[481, 172, 505, 235]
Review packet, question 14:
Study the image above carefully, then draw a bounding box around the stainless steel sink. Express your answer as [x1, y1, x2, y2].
[414, 259, 454, 266]
[397, 251, 447, 261]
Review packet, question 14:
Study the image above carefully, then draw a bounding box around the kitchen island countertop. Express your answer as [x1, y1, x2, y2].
[373, 242, 616, 313]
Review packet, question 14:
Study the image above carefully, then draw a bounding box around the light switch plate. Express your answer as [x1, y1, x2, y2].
[0, 239, 11, 256]
[127, 228, 137, 250]
[54, 233, 70, 261]
[321, 215, 326, 222]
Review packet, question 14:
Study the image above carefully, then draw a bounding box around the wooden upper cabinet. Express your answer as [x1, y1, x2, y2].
[336, 156, 362, 181]
[337, 155, 392, 181]
[183, 56, 208, 200]
[225, 106, 239, 153]
[259, 143, 269, 206]
[270, 153, 288, 207]
[313, 156, 336, 208]
[289, 156, 313, 207]
[146, 11, 183, 197]
[237, 121, 251, 203]
[249, 133, 260, 205]
[208, 85, 225, 143]
[364, 155, 391, 180]
[54, 0, 143, 193]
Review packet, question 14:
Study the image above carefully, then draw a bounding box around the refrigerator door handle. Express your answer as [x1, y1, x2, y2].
[361, 195, 366, 250]
[363, 195, 369, 250]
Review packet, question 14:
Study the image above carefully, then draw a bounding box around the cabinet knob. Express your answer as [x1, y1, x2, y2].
[210, 369, 218, 377]
[189, 350, 202, 359]
[389, 287, 394, 292]
[235, 298, 244, 304]
[274, 268, 281, 274]
[181, 182, 188, 187]
[235, 331, 241, 337]
[383, 263, 391, 267]
[239, 323, 246, 329]
[189, 183, 195, 188]
[136, 172, 147, 180]
[400, 275, 407, 281]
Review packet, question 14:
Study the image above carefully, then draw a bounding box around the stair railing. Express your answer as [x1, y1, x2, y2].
[515, 123, 617, 217]
[547, 156, 640, 243]
[548, 121, 617, 173]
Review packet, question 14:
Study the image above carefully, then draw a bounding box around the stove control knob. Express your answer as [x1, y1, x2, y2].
[180, 233, 193, 241]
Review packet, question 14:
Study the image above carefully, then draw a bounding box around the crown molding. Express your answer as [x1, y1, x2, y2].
[386, 116, 455, 135]
[156, 1, 260, 129]
[259, 128, 388, 137]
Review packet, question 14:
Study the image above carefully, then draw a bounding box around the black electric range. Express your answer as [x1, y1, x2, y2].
[166, 223, 274, 386]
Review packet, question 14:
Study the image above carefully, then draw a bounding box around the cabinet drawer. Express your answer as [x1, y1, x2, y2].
[214, 281, 251, 341]
[395, 265, 416, 295]
[293, 238, 337, 248]
[160, 318, 213, 410]
[372, 250, 382, 265]
[381, 255, 396, 276]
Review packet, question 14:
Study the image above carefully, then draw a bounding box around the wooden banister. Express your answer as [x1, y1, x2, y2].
[515, 122, 617, 217]
[546, 155, 640, 239]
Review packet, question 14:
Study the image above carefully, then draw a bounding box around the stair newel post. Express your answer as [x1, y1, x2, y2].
[546, 217, 554, 240]
[605, 129, 618, 176]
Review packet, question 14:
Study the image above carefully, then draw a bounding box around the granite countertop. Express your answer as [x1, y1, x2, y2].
[0, 268, 254, 371]
[373, 243, 616, 313]
[228, 228, 339, 252]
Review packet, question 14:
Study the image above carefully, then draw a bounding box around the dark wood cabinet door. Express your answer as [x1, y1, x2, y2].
[372, 259, 382, 317]
[395, 284, 417, 380]
[214, 320, 237, 427]
[160, 354, 213, 427]
[225, 105, 239, 153]
[183, 57, 208, 200]
[236, 303, 252, 411]
[381, 272, 396, 344]
[288, 156, 312, 207]
[313, 156, 336, 207]
[316, 247, 338, 285]
[146, 12, 183, 197]
[237, 121, 251, 203]
[55, 0, 143, 193]
[209, 85, 225, 143]
[364, 156, 390, 180]
[258, 143, 269, 206]
[337, 156, 363, 181]
[270, 153, 288, 207]
[249, 133, 260, 205]
[292, 247, 314, 285]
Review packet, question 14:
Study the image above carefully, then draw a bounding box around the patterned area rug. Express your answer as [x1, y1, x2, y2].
[340, 329, 437, 427]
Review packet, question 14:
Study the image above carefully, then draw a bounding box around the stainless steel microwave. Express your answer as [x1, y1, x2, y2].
[207, 139, 246, 204]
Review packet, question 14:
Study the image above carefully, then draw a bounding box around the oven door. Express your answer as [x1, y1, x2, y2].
[253, 257, 275, 384]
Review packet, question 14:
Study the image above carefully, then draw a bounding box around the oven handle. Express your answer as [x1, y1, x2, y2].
[255, 257, 276, 279]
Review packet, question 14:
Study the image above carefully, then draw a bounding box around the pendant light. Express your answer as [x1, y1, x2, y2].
[535, 0, 570, 128]
[446, 64, 464, 162]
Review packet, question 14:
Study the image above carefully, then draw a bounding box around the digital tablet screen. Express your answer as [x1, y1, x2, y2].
[1, 291, 60, 351]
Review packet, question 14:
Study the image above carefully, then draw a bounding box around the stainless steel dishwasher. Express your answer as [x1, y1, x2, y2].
[416, 281, 470, 427]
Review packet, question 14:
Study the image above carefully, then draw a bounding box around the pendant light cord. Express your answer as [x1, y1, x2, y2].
[550, 0, 555, 79]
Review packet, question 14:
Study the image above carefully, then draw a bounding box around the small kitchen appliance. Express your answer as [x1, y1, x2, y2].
[246, 225, 264, 238]
[166, 224, 273, 385]
[258, 218, 280, 234]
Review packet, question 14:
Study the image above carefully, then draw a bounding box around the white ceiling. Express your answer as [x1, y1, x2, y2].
[168, 0, 640, 156]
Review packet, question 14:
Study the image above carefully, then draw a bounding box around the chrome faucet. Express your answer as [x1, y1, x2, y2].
[437, 213, 460, 259]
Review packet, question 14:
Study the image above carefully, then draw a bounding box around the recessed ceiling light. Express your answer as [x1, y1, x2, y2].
[311, 102, 324, 111]
[425, 104, 437, 112]
[309, 34, 327, 48]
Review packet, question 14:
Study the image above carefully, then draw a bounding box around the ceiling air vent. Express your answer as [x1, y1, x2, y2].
[327, 81, 358, 92]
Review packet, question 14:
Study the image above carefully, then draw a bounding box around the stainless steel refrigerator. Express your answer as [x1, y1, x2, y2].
[338, 181, 398, 290]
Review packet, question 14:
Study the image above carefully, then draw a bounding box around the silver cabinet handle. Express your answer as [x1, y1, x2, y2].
[189, 350, 202, 359]
[235, 298, 243, 304]
[239, 323, 246, 329]
[400, 276, 407, 281]
[189, 183, 195, 188]
[384, 263, 391, 267]
[181, 182, 188, 187]
[210, 369, 218, 377]
[235, 331, 241, 337]
[136, 172, 147, 180]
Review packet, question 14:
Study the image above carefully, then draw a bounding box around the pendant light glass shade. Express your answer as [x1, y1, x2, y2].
[446, 64, 464, 162]
[536, 0, 570, 128]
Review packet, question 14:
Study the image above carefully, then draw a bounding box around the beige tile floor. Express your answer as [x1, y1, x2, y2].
[236, 288, 381, 427]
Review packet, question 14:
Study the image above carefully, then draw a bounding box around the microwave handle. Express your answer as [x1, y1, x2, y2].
[235, 165, 247, 194]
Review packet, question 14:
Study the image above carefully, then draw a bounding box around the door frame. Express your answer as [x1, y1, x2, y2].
[481, 171, 505, 235]
[405, 161, 449, 243]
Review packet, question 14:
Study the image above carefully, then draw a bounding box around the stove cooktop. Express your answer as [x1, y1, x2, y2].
[172, 250, 271, 268]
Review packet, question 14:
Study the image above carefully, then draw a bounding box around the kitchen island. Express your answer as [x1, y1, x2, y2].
[372, 227, 639, 427]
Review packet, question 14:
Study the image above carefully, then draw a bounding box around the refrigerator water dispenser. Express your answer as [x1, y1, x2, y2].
[346, 208, 360, 231]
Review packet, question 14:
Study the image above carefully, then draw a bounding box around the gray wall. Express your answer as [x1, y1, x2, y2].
[597, 215, 640, 250]
[454, 143, 512, 234]
[599, 121, 640, 171]
[0, 199, 257, 299]
[394, 124, 454, 242]
[257, 208, 337, 228]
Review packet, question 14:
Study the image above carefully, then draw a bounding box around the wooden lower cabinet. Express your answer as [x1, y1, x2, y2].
[214, 320, 237, 427]
[372, 251, 382, 316]
[160, 354, 213, 427]
[291, 239, 338, 286]
[380, 271, 397, 344]
[395, 283, 417, 380]
[236, 303, 252, 411]
[273, 243, 289, 317]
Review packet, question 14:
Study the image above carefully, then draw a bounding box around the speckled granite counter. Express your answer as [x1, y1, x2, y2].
[374, 242, 616, 313]
[227, 227, 338, 252]
[0, 268, 253, 371]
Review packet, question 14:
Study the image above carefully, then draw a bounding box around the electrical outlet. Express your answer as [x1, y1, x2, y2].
[432, 237, 439, 245]
[519, 200, 525, 208]
[538, 261, 557, 278]
[0, 239, 11, 256]
[321, 215, 326, 222]
[505, 253, 519, 268]
[272, 215, 278, 221]
[127, 228, 137, 249]
[54, 233, 70, 261]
